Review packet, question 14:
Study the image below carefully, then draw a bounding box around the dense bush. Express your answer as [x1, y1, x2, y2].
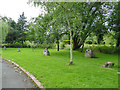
[94, 42, 97, 44]
[85, 40, 92, 44]
[97, 46, 119, 54]
[63, 40, 70, 45]
[38, 43, 56, 49]
[86, 45, 120, 54]
[2, 41, 56, 49]
[2, 42, 28, 48]
[60, 42, 65, 49]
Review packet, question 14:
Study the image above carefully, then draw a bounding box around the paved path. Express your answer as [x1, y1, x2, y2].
[2, 59, 35, 88]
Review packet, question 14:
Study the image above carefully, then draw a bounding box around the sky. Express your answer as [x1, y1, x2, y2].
[0, 0, 119, 22]
[0, 0, 43, 22]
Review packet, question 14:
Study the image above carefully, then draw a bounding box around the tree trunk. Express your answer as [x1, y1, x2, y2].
[65, 3, 73, 65]
[73, 35, 85, 50]
[22, 40, 24, 48]
[56, 36, 59, 51]
[116, 37, 120, 47]
[97, 34, 103, 44]
[73, 36, 81, 50]
[66, 19, 73, 65]
[57, 42, 59, 51]
[70, 30, 73, 64]
[73, 43, 81, 50]
[81, 43, 84, 52]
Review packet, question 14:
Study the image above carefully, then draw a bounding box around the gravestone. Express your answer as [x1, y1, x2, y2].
[85, 49, 92, 58]
[43, 47, 50, 56]
[17, 48, 20, 52]
[85, 49, 96, 58]
[3, 46, 6, 50]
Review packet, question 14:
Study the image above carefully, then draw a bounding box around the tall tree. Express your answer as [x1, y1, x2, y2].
[0, 20, 9, 42]
[31, 2, 74, 64]
[16, 12, 27, 45]
[29, 1, 109, 64]
[46, 12, 68, 51]
[5, 19, 17, 43]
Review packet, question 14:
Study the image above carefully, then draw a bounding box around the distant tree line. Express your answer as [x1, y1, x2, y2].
[1, 2, 120, 49]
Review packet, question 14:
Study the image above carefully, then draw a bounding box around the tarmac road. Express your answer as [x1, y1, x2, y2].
[2, 59, 35, 88]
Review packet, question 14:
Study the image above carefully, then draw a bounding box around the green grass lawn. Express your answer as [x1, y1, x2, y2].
[2, 48, 118, 88]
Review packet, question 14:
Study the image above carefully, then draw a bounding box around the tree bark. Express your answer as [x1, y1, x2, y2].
[73, 35, 85, 50]
[116, 37, 120, 47]
[73, 36, 81, 50]
[57, 42, 59, 51]
[66, 19, 73, 65]
[70, 30, 73, 64]
[22, 41, 24, 48]
[65, 3, 73, 65]
[97, 34, 103, 44]
[56, 36, 59, 51]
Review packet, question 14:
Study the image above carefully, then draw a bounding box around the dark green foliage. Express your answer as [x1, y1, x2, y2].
[60, 42, 65, 49]
[32, 2, 108, 50]
[63, 40, 70, 45]
[16, 12, 27, 44]
[92, 45, 119, 54]
[85, 40, 92, 44]
[5, 19, 17, 43]
[4, 12, 27, 47]
[38, 43, 56, 49]
[94, 42, 97, 44]
[3, 42, 28, 48]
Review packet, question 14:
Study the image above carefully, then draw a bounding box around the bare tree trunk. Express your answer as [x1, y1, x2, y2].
[69, 30, 73, 64]
[67, 19, 73, 65]
[65, 3, 73, 65]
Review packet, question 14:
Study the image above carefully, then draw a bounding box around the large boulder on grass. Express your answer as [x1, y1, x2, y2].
[85, 49, 96, 58]
[43, 47, 50, 56]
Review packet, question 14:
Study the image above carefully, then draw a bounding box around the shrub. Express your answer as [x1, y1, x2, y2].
[94, 45, 119, 54]
[85, 45, 120, 54]
[3, 41, 28, 48]
[85, 40, 92, 44]
[60, 42, 65, 49]
[63, 40, 70, 45]
[94, 42, 97, 44]
[38, 43, 56, 49]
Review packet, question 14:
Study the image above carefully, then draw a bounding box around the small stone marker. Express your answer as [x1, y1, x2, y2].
[17, 48, 20, 52]
[85, 49, 96, 58]
[105, 62, 114, 68]
[101, 62, 115, 68]
[43, 47, 50, 56]
[85, 49, 92, 58]
[3, 46, 6, 50]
